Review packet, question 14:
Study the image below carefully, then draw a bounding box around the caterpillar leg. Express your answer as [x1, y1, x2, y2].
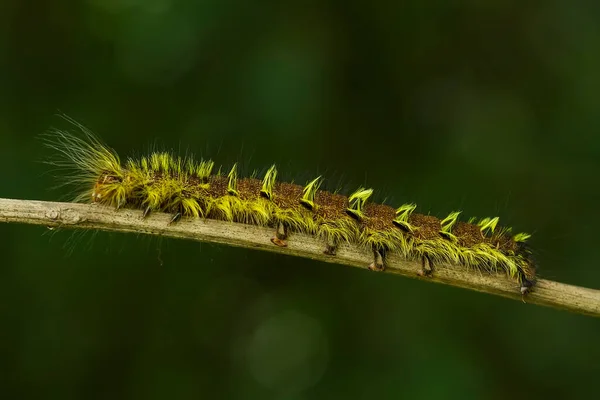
[116, 198, 126, 210]
[368, 247, 386, 271]
[323, 238, 338, 256]
[417, 255, 435, 277]
[520, 276, 536, 295]
[142, 206, 152, 218]
[169, 212, 182, 224]
[270, 222, 288, 247]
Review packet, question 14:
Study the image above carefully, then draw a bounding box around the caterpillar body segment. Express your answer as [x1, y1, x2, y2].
[44, 123, 537, 294]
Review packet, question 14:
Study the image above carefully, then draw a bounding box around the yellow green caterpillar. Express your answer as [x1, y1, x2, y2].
[44, 117, 537, 294]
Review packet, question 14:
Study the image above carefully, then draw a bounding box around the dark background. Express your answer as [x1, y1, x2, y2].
[1, 0, 599, 399]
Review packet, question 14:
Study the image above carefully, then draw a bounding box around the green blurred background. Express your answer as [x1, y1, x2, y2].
[1, 0, 599, 399]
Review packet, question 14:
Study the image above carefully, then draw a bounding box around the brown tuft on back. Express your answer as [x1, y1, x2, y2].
[409, 214, 442, 240]
[314, 191, 349, 220]
[363, 203, 396, 231]
[453, 221, 483, 247]
[237, 178, 262, 200]
[208, 176, 228, 198]
[272, 182, 304, 209]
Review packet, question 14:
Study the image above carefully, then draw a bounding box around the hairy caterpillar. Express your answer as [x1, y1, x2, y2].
[43, 117, 537, 294]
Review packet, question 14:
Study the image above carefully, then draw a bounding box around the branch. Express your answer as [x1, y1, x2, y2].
[1, 197, 599, 317]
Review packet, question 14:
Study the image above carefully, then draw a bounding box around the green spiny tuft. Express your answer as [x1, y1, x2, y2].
[140, 157, 149, 173]
[150, 152, 171, 173]
[513, 232, 531, 243]
[300, 176, 322, 210]
[346, 187, 373, 220]
[260, 165, 278, 200]
[439, 211, 461, 242]
[393, 203, 417, 232]
[196, 160, 214, 182]
[227, 163, 239, 196]
[185, 158, 195, 175]
[174, 156, 185, 179]
[478, 217, 499, 235]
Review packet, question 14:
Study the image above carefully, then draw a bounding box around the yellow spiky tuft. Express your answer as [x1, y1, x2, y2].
[300, 176, 322, 210]
[393, 203, 417, 233]
[227, 164, 239, 196]
[513, 232, 531, 243]
[478, 217, 499, 235]
[260, 165, 277, 200]
[439, 211, 461, 242]
[346, 188, 373, 220]
[316, 217, 360, 250]
[195, 160, 214, 181]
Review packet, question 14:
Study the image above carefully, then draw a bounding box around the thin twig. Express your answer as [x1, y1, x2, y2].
[1, 197, 599, 317]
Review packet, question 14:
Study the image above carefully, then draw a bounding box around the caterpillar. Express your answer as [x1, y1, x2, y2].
[43, 117, 537, 294]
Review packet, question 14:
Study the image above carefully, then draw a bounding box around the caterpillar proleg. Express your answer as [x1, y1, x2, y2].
[43, 117, 537, 294]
